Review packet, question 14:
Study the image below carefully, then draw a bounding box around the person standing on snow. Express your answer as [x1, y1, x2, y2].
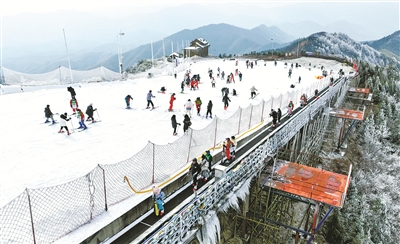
[169, 93, 176, 111]
[70, 97, 79, 114]
[86, 103, 97, 122]
[195, 97, 202, 116]
[250, 86, 258, 98]
[238, 71, 243, 81]
[67, 86, 76, 99]
[222, 93, 231, 110]
[58, 113, 71, 135]
[206, 100, 213, 119]
[125, 95, 133, 109]
[180, 81, 185, 94]
[211, 77, 216, 88]
[44, 104, 56, 124]
[188, 158, 202, 191]
[183, 114, 191, 134]
[171, 114, 181, 136]
[184, 99, 194, 117]
[146, 90, 155, 109]
[76, 109, 87, 130]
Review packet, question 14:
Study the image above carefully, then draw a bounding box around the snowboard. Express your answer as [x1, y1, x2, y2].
[250, 93, 259, 99]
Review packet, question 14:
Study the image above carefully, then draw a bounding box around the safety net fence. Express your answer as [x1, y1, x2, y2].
[0, 76, 332, 243]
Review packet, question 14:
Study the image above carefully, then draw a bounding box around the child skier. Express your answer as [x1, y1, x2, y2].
[171, 114, 181, 136]
[59, 113, 71, 135]
[76, 109, 87, 130]
[70, 98, 79, 114]
[195, 97, 202, 116]
[125, 95, 133, 109]
[183, 114, 191, 134]
[222, 93, 231, 110]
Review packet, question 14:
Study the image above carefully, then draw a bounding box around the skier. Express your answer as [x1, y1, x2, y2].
[160, 86, 166, 94]
[232, 89, 237, 96]
[180, 81, 185, 93]
[169, 93, 176, 111]
[183, 114, 191, 134]
[238, 71, 242, 81]
[298, 76, 301, 84]
[211, 77, 216, 88]
[184, 99, 193, 117]
[188, 158, 201, 191]
[171, 114, 181, 136]
[76, 108, 87, 130]
[250, 86, 258, 98]
[222, 93, 231, 110]
[86, 103, 97, 122]
[206, 100, 213, 119]
[58, 113, 71, 135]
[70, 98, 79, 114]
[288, 68, 292, 78]
[146, 90, 155, 109]
[194, 97, 202, 116]
[288, 101, 294, 117]
[223, 138, 234, 162]
[174, 70, 177, 79]
[270, 109, 278, 127]
[67, 86, 76, 99]
[125, 95, 133, 109]
[44, 104, 56, 124]
[221, 71, 225, 80]
[152, 186, 165, 216]
[277, 108, 282, 124]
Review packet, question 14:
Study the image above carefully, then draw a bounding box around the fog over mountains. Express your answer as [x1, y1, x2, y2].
[1, 2, 398, 73]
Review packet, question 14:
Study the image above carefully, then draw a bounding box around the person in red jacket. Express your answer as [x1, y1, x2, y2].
[70, 98, 79, 114]
[169, 93, 176, 111]
[223, 137, 234, 161]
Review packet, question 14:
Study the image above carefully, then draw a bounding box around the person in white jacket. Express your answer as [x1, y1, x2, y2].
[184, 99, 194, 118]
[58, 113, 71, 135]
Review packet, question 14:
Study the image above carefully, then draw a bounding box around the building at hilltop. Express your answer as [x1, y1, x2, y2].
[183, 38, 210, 58]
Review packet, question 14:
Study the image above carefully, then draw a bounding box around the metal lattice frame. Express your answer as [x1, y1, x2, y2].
[142, 77, 349, 243]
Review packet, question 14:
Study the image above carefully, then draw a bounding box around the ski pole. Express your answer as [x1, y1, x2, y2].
[70, 119, 75, 131]
[96, 110, 101, 120]
[155, 97, 160, 106]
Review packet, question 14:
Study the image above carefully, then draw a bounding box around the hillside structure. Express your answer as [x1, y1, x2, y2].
[183, 38, 210, 58]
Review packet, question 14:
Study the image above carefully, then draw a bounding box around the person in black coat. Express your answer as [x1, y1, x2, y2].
[183, 114, 191, 134]
[277, 108, 282, 124]
[222, 93, 231, 110]
[86, 103, 97, 122]
[67, 86, 76, 99]
[270, 109, 278, 127]
[44, 104, 56, 124]
[171, 115, 181, 136]
[206, 100, 213, 119]
[189, 158, 202, 190]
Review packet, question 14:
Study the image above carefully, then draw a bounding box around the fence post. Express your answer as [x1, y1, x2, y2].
[237, 107, 242, 134]
[152, 142, 155, 184]
[186, 128, 193, 163]
[213, 118, 218, 148]
[98, 164, 108, 211]
[261, 100, 265, 122]
[26, 188, 37, 244]
[248, 105, 253, 129]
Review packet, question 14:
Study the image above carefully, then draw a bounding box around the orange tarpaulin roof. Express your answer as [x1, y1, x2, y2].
[329, 108, 364, 121]
[348, 87, 370, 94]
[267, 162, 350, 208]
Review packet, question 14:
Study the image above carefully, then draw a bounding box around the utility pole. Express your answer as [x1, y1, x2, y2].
[117, 31, 125, 74]
[297, 38, 300, 57]
[271, 38, 274, 58]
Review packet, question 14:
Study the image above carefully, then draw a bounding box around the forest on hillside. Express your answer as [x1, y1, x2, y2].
[322, 61, 400, 243]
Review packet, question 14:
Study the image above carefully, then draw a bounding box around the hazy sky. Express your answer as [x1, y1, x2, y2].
[5, 0, 392, 17]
